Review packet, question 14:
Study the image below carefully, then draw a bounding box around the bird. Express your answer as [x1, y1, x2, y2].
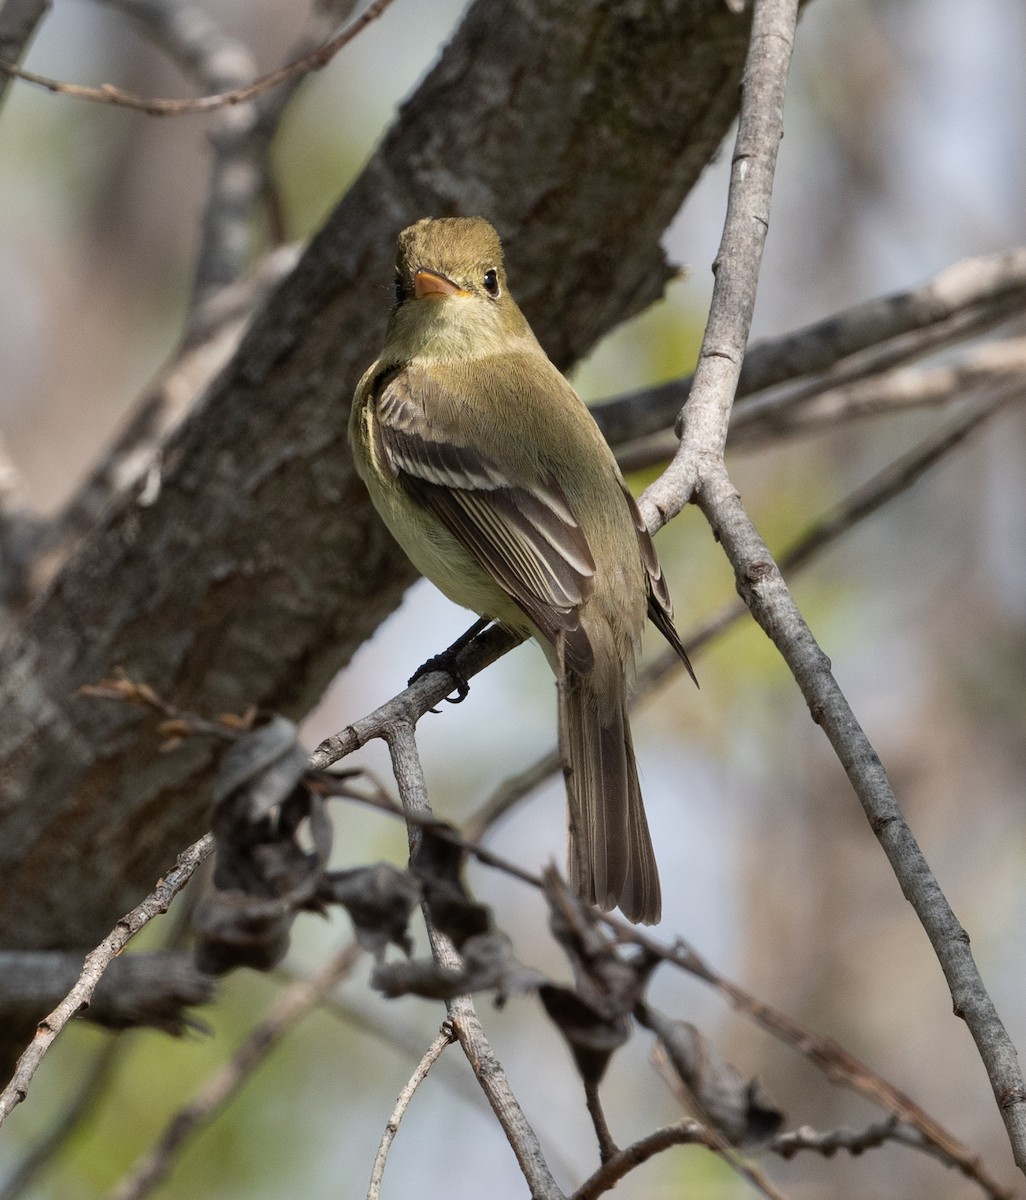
[349, 216, 695, 924]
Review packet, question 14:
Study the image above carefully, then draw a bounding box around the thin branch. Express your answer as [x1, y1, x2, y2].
[310, 623, 521, 771]
[769, 1117, 1008, 1194]
[639, 0, 799, 527]
[609, 922, 1014, 1200]
[383, 719, 566, 1200]
[107, 940, 363, 1200]
[727, 335, 1026, 448]
[697, 459, 1026, 1174]
[571, 1120, 708, 1199]
[0, 0, 396, 116]
[583, 1077, 618, 1164]
[592, 246, 1026, 453]
[572, 1118, 791, 1200]
[0, 833, 213, 1129]
[366, 1021, 456, 1200]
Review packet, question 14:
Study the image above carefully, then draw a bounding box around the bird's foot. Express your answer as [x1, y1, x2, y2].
[408, 617, 491, 709]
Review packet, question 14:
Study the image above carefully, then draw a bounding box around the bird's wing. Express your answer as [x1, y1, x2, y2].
[619, 483, 698, 686]
[371, 365, 597, 672]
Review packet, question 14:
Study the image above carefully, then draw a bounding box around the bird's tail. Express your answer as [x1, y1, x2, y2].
[559, 655, 661, 925]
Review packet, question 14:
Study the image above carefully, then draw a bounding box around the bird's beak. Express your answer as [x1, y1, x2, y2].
[414, 269, 464, 300]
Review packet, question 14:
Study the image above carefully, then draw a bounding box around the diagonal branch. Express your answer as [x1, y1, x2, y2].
[0, 833, 213, 1129]
[572, 1118, 791, 1200]
[591, 246, 1026, 454]
[696, 465, 1026, 1172]
[0, 0, 396, 116]
[367, 1021, 456, 1200]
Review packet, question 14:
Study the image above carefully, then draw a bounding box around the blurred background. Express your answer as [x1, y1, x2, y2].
[2, 0, 1025, 1196]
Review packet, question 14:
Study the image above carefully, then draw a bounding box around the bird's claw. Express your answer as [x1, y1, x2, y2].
[408, 652, 471, 710]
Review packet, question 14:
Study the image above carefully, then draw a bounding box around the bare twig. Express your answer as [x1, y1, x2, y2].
[383, 719, 566, 1200]
[584, 1077, 618, 1164]
[592, 246, 1026, 454]
[310, 623, 521, 771]
[366, 1021, 456, 1200]
[696, 459, 1026, 1172]
[0, 834, 213, 1129]
[769, 1117, 1007, 1194]
[572, 1118, 791, 1200]
[571, 1120, 708, 1199]
[728, 335, 1026, 448]
[108, 940, 362, 1200]
[639, 0, 799, 527]
[0, 0, 396, 116]
[0, 0, 49, 112]
[606, 924, 1013, 1199]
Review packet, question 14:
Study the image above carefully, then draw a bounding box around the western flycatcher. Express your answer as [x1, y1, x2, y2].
[350, 217, 694, 924]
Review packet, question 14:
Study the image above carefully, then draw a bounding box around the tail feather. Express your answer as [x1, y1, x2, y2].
[560, 667, 661, 925]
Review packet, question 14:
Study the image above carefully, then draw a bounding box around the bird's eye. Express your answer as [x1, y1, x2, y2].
[394, 274, 406, 306]
[483, 268, 500, 298]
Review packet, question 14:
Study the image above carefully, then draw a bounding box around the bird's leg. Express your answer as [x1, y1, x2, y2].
[408, 616, 492, 706]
